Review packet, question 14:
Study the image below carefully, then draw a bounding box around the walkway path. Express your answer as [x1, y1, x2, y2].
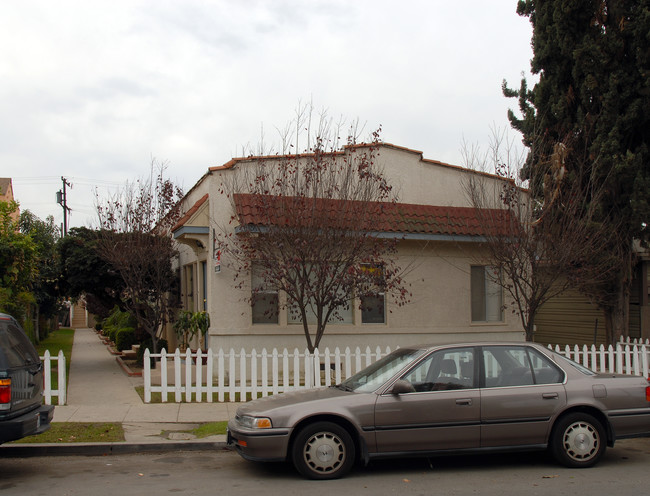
[53, 327, 239, 432]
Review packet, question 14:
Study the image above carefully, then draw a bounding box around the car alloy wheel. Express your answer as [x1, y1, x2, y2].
[551, 413, 605, 468]
[292, 421, 355, 479]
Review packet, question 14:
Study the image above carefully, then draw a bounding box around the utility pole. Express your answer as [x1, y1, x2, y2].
[56, 177, 71, 236]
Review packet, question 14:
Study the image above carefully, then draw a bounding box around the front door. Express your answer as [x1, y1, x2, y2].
[374, 347, 480, 454]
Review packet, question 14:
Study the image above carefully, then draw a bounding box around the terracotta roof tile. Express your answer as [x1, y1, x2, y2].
[173, 193, 208, 232]
[233, 194, 512, 238]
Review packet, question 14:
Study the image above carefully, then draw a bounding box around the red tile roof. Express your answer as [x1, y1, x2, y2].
[173, 193, 209, 232]
[233, 194, 512, 238]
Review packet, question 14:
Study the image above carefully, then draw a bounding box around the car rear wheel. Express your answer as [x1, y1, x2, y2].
[551, 413, 606, 468]
[291, 421, 355, 480]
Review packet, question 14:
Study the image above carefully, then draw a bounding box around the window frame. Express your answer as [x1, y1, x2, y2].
[360, 263, 386, 325]
[470, 265, 504, 323]
[251, 263, 279, 325]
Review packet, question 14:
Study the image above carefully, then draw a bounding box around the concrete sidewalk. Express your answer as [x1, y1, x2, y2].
[54, 327, 240, 425]
[1, 327, 242, 456]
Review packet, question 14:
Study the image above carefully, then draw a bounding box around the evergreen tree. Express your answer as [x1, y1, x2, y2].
[0, 201, 36, 323]
[505, 0, 650, 342]
[19, 210, 62, 331]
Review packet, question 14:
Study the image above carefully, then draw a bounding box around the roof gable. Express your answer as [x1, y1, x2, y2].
[172, 193, 209, 232]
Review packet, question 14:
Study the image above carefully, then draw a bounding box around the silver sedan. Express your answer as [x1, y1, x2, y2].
[227, 342, 650, 479]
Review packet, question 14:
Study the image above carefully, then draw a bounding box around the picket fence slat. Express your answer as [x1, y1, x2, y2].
[40, 350, 66, 405]
[142, 338, 650, 404]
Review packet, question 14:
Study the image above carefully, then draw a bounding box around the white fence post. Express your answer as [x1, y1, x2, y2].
[144, 349, 151, 403]
[160, 349, 168, 403]
[43, 350, 52, 405]
[239, 348, 247, 402]
[174, 349, 182, 402]
[57, 350, 66, 405]
[207, 348, 214, 403]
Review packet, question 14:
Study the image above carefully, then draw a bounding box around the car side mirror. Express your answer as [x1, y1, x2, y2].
[390, 379, 416, 395]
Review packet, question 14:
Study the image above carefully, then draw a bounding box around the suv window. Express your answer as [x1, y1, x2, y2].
[0, 322, 39, 369]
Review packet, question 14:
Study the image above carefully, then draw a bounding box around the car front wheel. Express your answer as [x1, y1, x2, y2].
[551, 413, 606, 468]
[291, 421, 355, 480]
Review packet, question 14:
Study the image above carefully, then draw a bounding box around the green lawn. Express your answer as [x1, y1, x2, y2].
[13, 422, 124, 443]
[11, 421, 227, 443]
[36, 328, 75, 405]
[189, 421, 228, 438]
[135, 386, 257, 403]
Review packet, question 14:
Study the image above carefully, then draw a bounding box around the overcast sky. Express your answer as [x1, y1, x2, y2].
[2, 1, 534, 230]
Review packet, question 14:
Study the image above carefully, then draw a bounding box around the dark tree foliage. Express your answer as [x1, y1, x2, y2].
[57, 227, 125, 320]
[19, 210, 61, 322]
[504, 0, 650, 342]
[0, 201, 36, 323]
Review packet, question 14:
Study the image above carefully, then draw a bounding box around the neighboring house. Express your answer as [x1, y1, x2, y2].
[0, 178, 19, 222]
[171, 143, 525, 352]
[534, 249, 650, 347]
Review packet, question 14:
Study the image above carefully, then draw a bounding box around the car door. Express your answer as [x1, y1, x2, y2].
[480, 345, 567, 447]
[374, 347, 480, 454]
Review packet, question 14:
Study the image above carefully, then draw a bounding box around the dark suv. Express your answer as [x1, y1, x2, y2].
[0, 313, 54, 444]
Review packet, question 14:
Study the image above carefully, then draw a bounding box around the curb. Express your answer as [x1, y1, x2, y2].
[115, 355, 142, 377]
[0, 441, 230, 457]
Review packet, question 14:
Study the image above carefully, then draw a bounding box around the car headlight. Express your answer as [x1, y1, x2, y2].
[237, 414, 273, 429]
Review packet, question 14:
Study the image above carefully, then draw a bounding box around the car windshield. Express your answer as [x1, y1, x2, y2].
[338, 348, 426, 393]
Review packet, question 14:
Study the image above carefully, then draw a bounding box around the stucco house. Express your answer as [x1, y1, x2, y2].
[0, 178, 19, 222]
[170, 143, 525, 352]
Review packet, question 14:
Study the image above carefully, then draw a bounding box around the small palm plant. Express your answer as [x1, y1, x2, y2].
[173, 311, 210, 351]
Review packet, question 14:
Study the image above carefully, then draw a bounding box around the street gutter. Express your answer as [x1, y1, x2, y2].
[0, 441, 230, 457]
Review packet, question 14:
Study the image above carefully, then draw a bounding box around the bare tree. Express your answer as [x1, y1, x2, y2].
[95, 161, 184, 353]
[463, 129, 621, 342]
[217, 127, 411, 353]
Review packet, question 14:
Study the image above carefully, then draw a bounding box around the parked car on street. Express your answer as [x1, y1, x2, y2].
[0, 313, 54, 444]
[228, 342, 650, 479]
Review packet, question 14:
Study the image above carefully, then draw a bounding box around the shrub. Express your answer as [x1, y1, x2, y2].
[116, 327, 136, 351]
[136, 338, 169, 366]
[107, 326, 119, 343]
[103, 307, 136, 332]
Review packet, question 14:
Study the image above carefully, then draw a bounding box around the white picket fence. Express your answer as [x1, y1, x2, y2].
[143, 346, 391, 403]
[142, 338, 650, 404]
[41, 350, 67, 405]
[548, 337, 650, 378]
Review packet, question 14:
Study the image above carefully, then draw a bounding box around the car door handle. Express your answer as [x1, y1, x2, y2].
[542, 392, 559, 399]
[456, 398, 473, 406]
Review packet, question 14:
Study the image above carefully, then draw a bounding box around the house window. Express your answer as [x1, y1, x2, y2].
[183, 265, 194, 311]
[287, 299, 353, 325]
[360, 264, 385, 324]
[285, 263, 353, 325]
[251, 264, 278, 324]
[200, 261, 207, 311]
[471, 266, 503, 322]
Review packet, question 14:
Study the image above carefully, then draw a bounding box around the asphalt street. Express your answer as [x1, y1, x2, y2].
[2, 438, 650, 496]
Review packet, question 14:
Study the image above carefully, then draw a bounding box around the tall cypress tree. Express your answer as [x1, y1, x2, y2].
[505, 0, 650, 342]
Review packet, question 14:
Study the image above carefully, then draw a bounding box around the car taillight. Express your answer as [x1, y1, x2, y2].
[646, 385, 650, 402]
[0, 379, 10, 404]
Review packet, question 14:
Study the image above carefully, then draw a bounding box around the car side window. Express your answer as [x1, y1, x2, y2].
[483, 346, 563, 387]
[483, 346, 534, 387]
[401, 348, 475, 392]
[528, 348, 564, 384]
